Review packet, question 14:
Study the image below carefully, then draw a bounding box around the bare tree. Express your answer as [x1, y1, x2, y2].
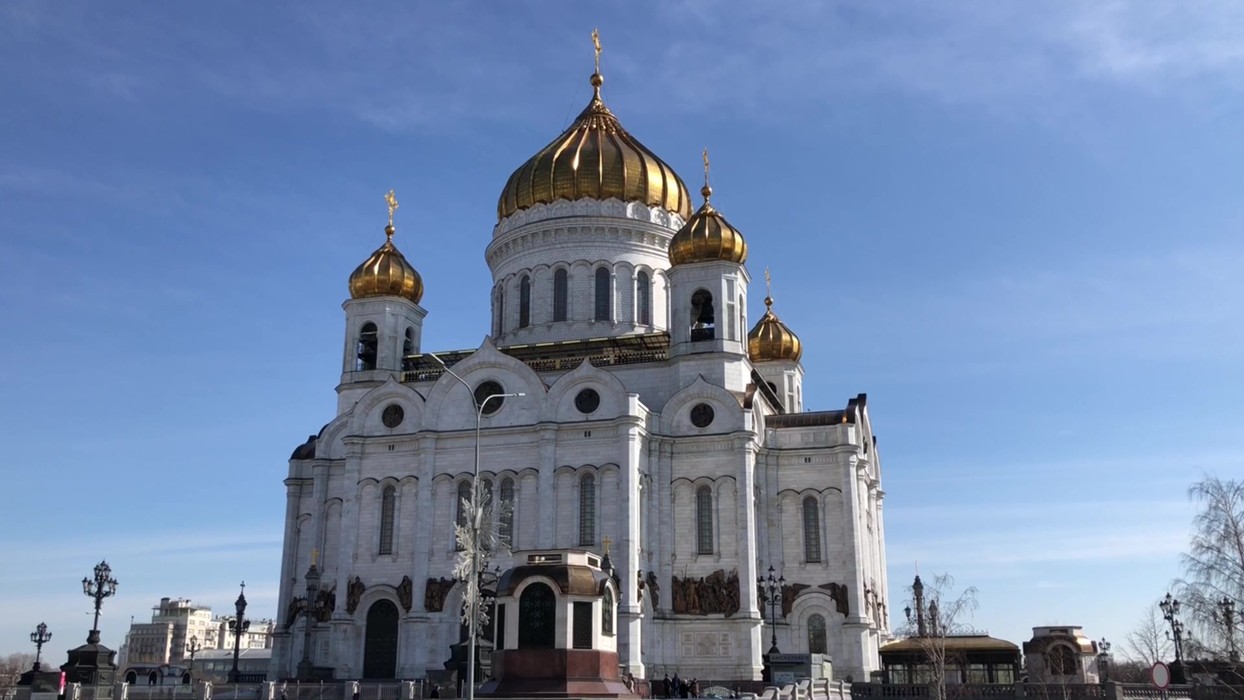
[1174, 475, 1244, 660]
[1123, 605, 1173, 666]
[899, 573, 979, 700]
[0, 653, 37, 685]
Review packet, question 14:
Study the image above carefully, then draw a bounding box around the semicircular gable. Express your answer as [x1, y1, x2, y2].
[659, 375, 746, 435]
[423, 337, 546, 432]
[347, 376, 427, 436]
[546, 359, 632, 423]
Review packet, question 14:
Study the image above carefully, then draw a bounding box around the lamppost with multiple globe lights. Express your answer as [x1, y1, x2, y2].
[186, 635, 201, 680]
[1159, 593, 1186, 684]
[758, 566, 785, 655]
[1096, 638, 1111, 683]
[427, 352, 523, 700]
[30, 622, 52, 672]
[1215, 596, 1239, 662]
[81, 561, 119, 645]
[227, 582, 250, 683]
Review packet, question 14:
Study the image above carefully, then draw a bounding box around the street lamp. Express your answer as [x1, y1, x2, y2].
[1214, 597, 1238, 661]
[30, 622, 52, 672]
[186, 635, 201, 679]
[81, 560, 119, 644]
[297, 560, 322, 679]
[1159, 593, 1186, 684]
[228, 582, 251, 683]
[757, 565, 785, 655]
[1096, 638, 1111, 683]
[427, 352, 524, 700]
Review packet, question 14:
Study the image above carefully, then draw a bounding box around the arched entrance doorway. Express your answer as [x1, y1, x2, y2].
[363, 599, 399, 679]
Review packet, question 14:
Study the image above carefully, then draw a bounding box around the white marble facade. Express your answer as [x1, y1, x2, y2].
[271, 83, 889, 685]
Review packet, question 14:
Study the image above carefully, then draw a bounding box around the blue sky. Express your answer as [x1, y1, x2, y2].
[2, 1, 1242, 662]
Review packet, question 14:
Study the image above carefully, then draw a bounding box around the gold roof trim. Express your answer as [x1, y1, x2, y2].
[496, 34, 692, 222]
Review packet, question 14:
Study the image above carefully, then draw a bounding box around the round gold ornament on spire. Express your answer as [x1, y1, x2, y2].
[668, 148, 748, 266]
[348, 190, 424, 304]
[496, 30, 692, 222]
[748, 270, 801, 362]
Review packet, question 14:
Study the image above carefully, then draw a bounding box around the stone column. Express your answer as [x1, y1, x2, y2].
[734, 436, 764, 680]
[619, 408, 645, 676]
[272, 478, 305, 679]
[840, 452, 870, 680]
[537, 424, 557, 547]
[410, 433, 436, 675]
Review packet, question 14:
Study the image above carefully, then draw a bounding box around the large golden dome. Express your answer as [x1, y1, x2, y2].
[748, 295, 802, 363]
[349, 225, 424, 304]
[496, 72, 693, 222]
[668, 183, 748, 266]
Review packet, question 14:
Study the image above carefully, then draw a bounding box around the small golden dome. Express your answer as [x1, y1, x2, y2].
[748, 296, 802, 363]
[496, 72, 693, 222]
[349, 225, 424, 304]
[668, 184, 748, 266]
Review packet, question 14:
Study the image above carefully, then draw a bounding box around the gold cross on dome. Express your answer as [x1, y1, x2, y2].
[592, 28, 602, 74]
[385, 189, 399, 228]
[703, 148, 711, 190]
[602, 535, 612, 554]
[765, 267, 773, 297]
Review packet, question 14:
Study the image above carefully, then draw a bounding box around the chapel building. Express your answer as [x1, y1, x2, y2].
[271, 49, 889, 683]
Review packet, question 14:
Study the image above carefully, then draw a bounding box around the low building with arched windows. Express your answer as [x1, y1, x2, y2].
[271, 39, 889, 684]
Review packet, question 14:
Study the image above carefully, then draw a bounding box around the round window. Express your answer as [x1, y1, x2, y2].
[381, 404, 405, 428]
[474, 380, 506, 415]
[690, 403, 715, 428]
[575, 388, 601, 414]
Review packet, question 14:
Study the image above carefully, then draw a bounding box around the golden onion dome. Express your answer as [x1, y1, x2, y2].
[668, 179, 748, 266]
[748, 295, 802, 363]
[349, 224, 424, 304]
[496, 71, 693, 222]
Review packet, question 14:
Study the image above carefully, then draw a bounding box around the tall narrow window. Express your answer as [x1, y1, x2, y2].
[456, 481, 472, 551]
[498, 286, 506, 334]
[356, 322, 378, 370]
[602, 587, 615, 636]
[402, 327, 415, 371]
[553, 269, 568, 322]
[518, 583, 556, 649]
[594, 267, 611, 321]
[378, 486, 396, 555]
[519, 275, 531, 328]
[690, 290, 715, 341]
[636, 271, 651, 325]
[808, 614, 828, 654]
[726, 280, 737, 340]
[499, 478, 515, 545]
[696, 486, 713, 555]
[803, 496, 822, 563]
[579, 473, 596, 546]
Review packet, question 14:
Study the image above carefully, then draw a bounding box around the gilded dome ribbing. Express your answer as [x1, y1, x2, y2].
[497, 72, 693, 222]
[349, 225, 424, 304]
[748, 296, 802, 363]
[668, 183, 748, 266]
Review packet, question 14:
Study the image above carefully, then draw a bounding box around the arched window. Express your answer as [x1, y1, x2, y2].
[455, 481, 472, 551]
[519, 275, 531, 328]
[553, 269, 568, 322]
[579, 473, 596, 546]
[808, 614, 828, 654]
[690, 289, 715, 340]
[803, 496, 822, 563]
[497, 285, 506, 334]
[594, 267, 611, 321]
[356, 322, 378, 370]
[696, 485, 713, 555]
[401, 327, 415, 371]
[602, 587, 615, 636]
[499, 477, 515, 544]
[378, 485, 396, 555]
[1047, 644, 1078, 675]
[636, 271, 651, 325]
[518, 583, 556, 648]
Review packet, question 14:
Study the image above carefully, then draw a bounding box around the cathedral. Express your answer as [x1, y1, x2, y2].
[271, 41, 890, 684]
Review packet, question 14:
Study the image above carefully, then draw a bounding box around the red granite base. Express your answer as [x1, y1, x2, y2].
[478, 649, 638, 698]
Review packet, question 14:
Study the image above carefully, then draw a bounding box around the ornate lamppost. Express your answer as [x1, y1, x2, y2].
[296, 560, 321, 680]
[758, 566, 785, 655]
[428, 352, 524, 700]
[186, 635, 201, 679]
[82, 560, 119, 644]
[1096, 638, 1111, 683]
[227, 582, 250, 683]
[30, 622, 52, 672]
[1159, 593, 1186, 684]
[1215, 597, 1238, 662]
